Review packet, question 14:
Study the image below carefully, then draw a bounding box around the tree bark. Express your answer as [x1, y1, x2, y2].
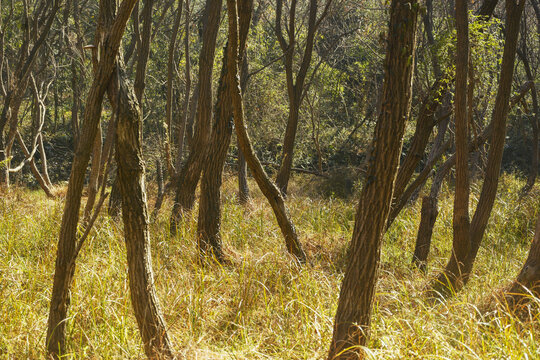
[197, 0, 252, 262]
[432, 0, 471, 296]
[226, 0, 306, 263]
[46, 0, 138, 356]
[274, 0, 325, 195]
[114, 64, 174, 359]
[501, 213, 540, 309]
[388, 0, 499, 220]
[327, 1, 418, 357]
[169, 0, 221, 234]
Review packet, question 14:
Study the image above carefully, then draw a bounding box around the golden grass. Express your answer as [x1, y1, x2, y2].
[0, 173, 538, 359]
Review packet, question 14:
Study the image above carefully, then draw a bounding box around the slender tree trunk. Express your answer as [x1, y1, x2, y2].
[83, 124, 103, 223]
[46, 1, 138, 356]
[238, 147, 250, 203]
[237, 52, 250, 204]
[274, 0, 319, 196]
[114, 64, 174, 359]
[327, 2, 418, 358]
[169, 0, 222, 234]
[38, 131, 53, 187]
[198, 0, 252, 262]
[165, 0, 182, 150]
[175, 0, 190, 169]
[431, 0, 471, 296]
[412, 167, 446, 272]
[226, 0, 306, 263]
[430, 0, 526, 296]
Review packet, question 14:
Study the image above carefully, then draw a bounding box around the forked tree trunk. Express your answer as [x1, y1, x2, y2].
[226, 0, 306, 263]
[432, 0, 526, 295]
[431, 0, 471, 296]
[46, 0, 138, 356]
[197, 0, 252, 262]
[169, 0, 222, 234]
[273, 0, 320, 196]
[327, 2, 418, 358]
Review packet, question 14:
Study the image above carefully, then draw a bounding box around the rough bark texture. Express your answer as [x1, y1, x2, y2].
[226, 0, 306, 263]
[327, 1, 418, 358]
[459, 0, 526, 283]
[502, 213, 540, 309]
[115, 65, 174, 359]
[46, 0, 138, 356]
[170, 0, 222, 234]
[197, 0, 252, 262]
[433, 0, 471, 295]
[387, 0, 499, 221]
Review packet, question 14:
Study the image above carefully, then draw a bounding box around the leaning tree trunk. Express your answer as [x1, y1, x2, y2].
[114, 65, 174, 359]
[169, 0, 222, 235]
[431, 0, 471, 296]
[46, 0, 138, 356]
[412, 163, 446, 272]
[327, 1, 418, 358]
[226, 0, 306, 263]
[501, 213, 540, 309]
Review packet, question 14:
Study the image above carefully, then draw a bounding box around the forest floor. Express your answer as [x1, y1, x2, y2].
[1, 173, 539, 359]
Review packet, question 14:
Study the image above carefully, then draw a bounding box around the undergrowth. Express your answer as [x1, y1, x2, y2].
[0, 173, 538, 359]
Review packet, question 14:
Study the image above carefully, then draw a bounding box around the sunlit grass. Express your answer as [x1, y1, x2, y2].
[0, 173, 538, 358]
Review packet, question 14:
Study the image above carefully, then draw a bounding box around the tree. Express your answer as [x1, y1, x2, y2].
[197, 0, 253, 262]
[432, 0, 526, 295]
[226, 0, 307, 263]
[327, 1, 419, 358]
[500, 212, 540, 309]
[46, 0, 138, 356]
[274, 0, 331, 195]
[434, 0, 471, 295]
[169, 0, 222, 234]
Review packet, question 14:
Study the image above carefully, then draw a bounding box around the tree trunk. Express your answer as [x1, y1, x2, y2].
[114, 64, 174, 359]
[46, 1, 138, 356]
[388, 0, 499, 219]
[501, 213, 540, 309]
[273, 0, 320, 196]
[83, 124, 103, 223]
[431, 0, 471, 296]
[238, 147, 250, 204]
[169, 0, 222, 235]
[461, 0, 525, 284]
[412, 173, 443, 272]
[175, 0, 190, 169]
[327, 2, 418, 358]
[226, 0, 306, 263]
[237, 52, 250, 204]
[198, 0, 252, 262]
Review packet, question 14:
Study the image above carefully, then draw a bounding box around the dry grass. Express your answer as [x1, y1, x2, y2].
[0, 173, 538, 359]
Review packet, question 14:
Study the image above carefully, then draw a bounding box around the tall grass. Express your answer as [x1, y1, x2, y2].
[0, 173, 538, 358]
